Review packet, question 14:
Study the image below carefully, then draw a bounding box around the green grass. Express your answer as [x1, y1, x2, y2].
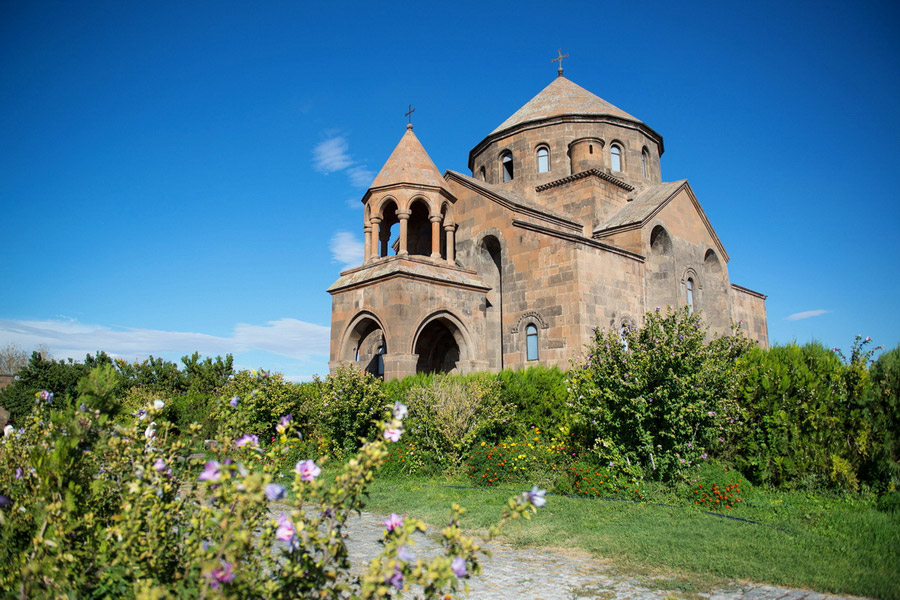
[361, 476, 900, 600]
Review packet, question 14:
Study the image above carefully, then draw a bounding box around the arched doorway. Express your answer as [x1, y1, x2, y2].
[342, 313, 387, 378]
[414, 316, 464, 374]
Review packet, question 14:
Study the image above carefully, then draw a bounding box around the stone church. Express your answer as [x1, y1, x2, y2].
[328, 71, 768, 380]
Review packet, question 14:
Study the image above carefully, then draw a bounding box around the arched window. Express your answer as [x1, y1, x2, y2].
[641, 148, 649, 178]
[536, 147, 550, 173]
[686, 278, 695, 313]
[610, 144, 622, 172]
[479, 166, 486, 181]
[376, 343, 385, 378]
[501, 151, 514, 182]
[526, 324, 539, 361]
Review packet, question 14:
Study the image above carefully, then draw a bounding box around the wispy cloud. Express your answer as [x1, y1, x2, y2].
[329, 231, 364, 271]
[312, 134, 372, 189]
[785, 309, 831, 321]
[0, 317, 329, 365]
[313, 136, 353, 174]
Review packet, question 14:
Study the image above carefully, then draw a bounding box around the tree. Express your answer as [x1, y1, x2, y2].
[0, 343, 28, 375]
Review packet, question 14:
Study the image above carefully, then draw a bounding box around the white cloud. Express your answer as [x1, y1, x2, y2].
[312, 134, 373, 189]
[347, 165, 375, 188]
[329, 231, 364, 271]
[313, 136, 353, 174]
[0, 317, 330, 365]
[785, 309, 831, 321]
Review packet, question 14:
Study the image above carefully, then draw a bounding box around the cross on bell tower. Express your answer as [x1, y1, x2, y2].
[552, 49, 569, 77]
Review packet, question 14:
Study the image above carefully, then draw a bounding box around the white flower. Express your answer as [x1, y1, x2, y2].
[393, 402, 408, 420]
[3, 425, 13, 437]
[153, 399, 165, 410]
[144, 422, 157, 440]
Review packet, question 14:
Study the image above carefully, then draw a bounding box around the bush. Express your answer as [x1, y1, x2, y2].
[732, 337, 881, 490]
[568, 307, 751, 481]
[565, 459, 646, 500]
[867, 344, 900, 487]
[403, 373, 509, 472]
[0, 388, 545, 598]
[465, 427, 571, 489]
[313, 365, 385, 458]
[686, 462, 753, 511]
[496, 366, 570, 434]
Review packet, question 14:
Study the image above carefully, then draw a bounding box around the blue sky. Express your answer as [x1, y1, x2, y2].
[2, 0, 898, 380]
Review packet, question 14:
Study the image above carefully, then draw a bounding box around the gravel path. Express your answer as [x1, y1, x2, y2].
[337, 511, 868, 600]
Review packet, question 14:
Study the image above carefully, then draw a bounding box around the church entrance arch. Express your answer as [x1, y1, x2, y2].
[412, 312, 468, 374]
[341, 312, 387, 378]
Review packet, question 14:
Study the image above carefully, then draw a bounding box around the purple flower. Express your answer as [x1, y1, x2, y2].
[295, 459, 321, 481]
[136, 409, 147, 421]
[199, 460, 223, 482]
[384, 427, 402, 442]
[687, 442, 693, 448]
[277, 414, 293, 433]
[701, 453, 709, 459]
[79, 403, 87, 412]
[397, 546, 415, 562]
[451, 556, 468, 577]
[38, 390, 53, 403]
[265, 483, 286, 501]
[525, 485, 546, 508]
[230, 395, 239, 408]
[383, 513, 404, 532]
[386, 568, 403, 589]
[205, 560, 235, 589]
[393, 401, 408, 420]
[15, 467, 23, 480]
[0, 495, 11, 508]
[275, 513, 295, 541]
[235, 434, 259, 448]
[153, 458, 166, 472]
[707, 411, 716, 417]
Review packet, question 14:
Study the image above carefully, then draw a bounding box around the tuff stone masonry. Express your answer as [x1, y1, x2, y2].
[328, 74, 768, 380]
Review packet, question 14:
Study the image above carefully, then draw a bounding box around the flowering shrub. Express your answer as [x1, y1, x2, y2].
[687, 462, 752, 511]
[568, 307, 751, 481]
[380, 441, 441, 477]
[0, 389, 544, 598]
[466, 428, 571, 488]
[310, 364, 385, 458]
[565, 460, 645, 500]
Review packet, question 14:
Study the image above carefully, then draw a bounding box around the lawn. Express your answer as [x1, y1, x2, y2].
[361, 475, 900, 600]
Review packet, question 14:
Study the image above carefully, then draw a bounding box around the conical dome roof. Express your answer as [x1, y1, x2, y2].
[370, 125, 445, 189]
[490, 76, 642, 135]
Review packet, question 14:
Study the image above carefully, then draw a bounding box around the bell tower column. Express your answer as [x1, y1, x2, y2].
[396, 209, 411, 256]
[369, 216, 381, 260]
[430, 215, 442, 258]
[444, 222, 456, 264]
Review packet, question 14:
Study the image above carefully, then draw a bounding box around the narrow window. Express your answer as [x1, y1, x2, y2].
[526, 324, 539, 360]
[501, 151, 514, 182]
[686, 278, 695, 313]
[589, 144, 593, 154]
[479, 166, 486, 181]
[610, 144, 622, 172]
[537, 147, 549, 173]
[641, 149, 649, 178]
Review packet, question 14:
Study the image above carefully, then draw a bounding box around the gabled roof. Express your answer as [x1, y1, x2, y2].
[595, 180, 730, 262]
[370, 125, 446, 190]
[490, 76, 642, 136]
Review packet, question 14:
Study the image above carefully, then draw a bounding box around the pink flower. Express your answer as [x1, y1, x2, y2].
[383, 513, 404, 532]
[295, 459, 321, 481]
[205, 560, 235, 589]
[153, 458, 166, 472]
[384, 427, 402, 442]
[235, 434, 259, 448]
[275, 513, 295, 541]
[199, 460, 223, 482]
[451, 556, 468, 577]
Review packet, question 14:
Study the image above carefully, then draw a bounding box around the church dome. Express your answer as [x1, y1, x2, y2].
[488, 76, 644, 136]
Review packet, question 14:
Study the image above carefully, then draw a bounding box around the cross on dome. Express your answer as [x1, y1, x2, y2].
[552, 49, 569, 77]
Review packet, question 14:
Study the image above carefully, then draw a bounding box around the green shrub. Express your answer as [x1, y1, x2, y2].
[564, 459, 645, 500]
[686, 462, 753, 511]
[496, 366, 570, 434]
[403, 373, 509, 472]
[867, 344, 900, 486]
[568, 307, 751, 481]
[876, 491, 900, 515]
[313, 365, 385, 458]
[732, 337, 880, 490]
[379, 441, 442, 478]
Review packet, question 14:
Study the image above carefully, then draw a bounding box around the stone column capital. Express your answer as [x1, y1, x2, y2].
[396, 209, 412, 219]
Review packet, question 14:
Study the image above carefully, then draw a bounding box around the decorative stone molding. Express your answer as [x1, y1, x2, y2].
[535, 168, 634, 193]
[510, 311, 550, 334]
